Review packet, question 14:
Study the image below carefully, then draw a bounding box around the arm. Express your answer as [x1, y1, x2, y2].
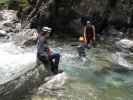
[83, 26, 87, 43]
[92, 25, 96, 41]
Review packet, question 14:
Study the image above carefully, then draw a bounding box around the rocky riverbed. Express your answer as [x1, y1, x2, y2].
[0, 10, 133, 100]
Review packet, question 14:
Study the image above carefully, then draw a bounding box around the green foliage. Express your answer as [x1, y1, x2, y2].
[0, 0, 9, 9]
[19, 0, 28, 9]
[8, 0, 19, 10]
[8, 0, 28, 10]
[0, 0, 9, 4]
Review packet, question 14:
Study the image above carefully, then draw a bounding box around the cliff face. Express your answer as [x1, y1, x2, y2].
[14, 0, 133, 36]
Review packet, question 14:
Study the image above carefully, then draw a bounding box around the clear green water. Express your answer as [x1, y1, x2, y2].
[58, 44, 133, 100]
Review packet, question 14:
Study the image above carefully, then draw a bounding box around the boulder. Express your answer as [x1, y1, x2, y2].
[36, 72, 69, 97]
[0, 42, 51, 100]
[3, 22, 15, 28]
[0, 10, 17, 22]
[0, 30, 7, 37]
[115, 39, 133, 52]
[0, 63, 47, 100]
[13, 29, 38, 46]
[21, 29, 38, 46]
[21, 38, 37, 47]
[107, 27, 124, 37]
[112, 52, 133, 72]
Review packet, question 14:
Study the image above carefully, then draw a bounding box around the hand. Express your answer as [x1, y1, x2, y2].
[48, 48, 53, 55]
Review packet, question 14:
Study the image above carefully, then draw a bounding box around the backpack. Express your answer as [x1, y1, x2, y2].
[80, 16, 93, 26]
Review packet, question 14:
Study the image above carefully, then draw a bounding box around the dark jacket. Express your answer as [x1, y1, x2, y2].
[37, 35, 49, 59]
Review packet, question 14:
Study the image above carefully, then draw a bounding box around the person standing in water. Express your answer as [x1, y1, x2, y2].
[83, 21, 96, 48]
[79, 20, 96, 48]
[78, 20, 96, 57]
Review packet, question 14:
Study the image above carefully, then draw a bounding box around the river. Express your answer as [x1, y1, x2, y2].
[0, 10, 133, 100]
[0, 38, 133, 100]
[55, 43, 133, 100]
[30, 41, 133, 100]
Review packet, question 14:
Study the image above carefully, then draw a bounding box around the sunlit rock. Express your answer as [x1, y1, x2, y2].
[112, 52, 133, 72]
[0, 30, 7, 37]
[115, 39, 133, 52]
[0, 42, 48, 100]
[36, 72, 69, 97]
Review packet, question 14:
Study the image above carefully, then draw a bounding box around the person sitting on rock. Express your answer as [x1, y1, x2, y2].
[37, 27, 61, 75]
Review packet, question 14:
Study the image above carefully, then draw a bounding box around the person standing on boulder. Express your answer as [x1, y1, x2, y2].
[37, 27, 61, 75]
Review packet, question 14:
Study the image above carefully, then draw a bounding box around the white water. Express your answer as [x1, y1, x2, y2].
[0, 42, 36, 85]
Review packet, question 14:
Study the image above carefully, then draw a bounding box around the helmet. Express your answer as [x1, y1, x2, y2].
[42, 27, 52, 32]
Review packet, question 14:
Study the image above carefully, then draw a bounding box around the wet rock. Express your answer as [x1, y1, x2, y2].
[22, 38, 37, 47]
[0, 64, 48, 100]
[0, 10, 20, 39]
[3, 22, 15, 28]
[0, 14, 3, 21]
[109, 29, 124, 38]
[0, 57, 49, 100]
[0, 10, 17, 22]
[112, 52, 133, 72]
[15, 23, 21, 31]
[0, 42, 53, 100]
[21, 29, 38, 46]
[36, 72, 69, 97]
[103, 27, 124, 43]
[115, 39, 133, 52]
[13, 29, 38, 46]
[0, 30, 7, 37]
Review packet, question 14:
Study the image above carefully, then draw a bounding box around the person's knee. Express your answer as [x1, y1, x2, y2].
[55, 53, 60, 59]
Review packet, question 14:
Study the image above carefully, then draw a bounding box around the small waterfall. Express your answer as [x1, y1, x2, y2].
[0, 42, 36, 85]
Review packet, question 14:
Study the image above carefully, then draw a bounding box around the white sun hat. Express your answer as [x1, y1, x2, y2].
[42, 27, 52, 32]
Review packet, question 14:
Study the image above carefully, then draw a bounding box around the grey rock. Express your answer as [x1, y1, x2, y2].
[0, 30, 7, 37]
[0, 14, 3, 21]
[36, 72, 68, 97]
[22, 38, 37, 47]
[0, 56, 51, 100]
[3, 22, 15, 28]
[0, 42, 52, 100]
[112, 52, 133, 72]
[115, 39, 133, 52]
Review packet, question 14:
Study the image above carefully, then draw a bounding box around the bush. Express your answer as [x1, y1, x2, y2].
[8, 0, 28, 10]
[19, 0, 28, 9]
[0, 0, 9, 9]
[8, 0, 19, 10]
